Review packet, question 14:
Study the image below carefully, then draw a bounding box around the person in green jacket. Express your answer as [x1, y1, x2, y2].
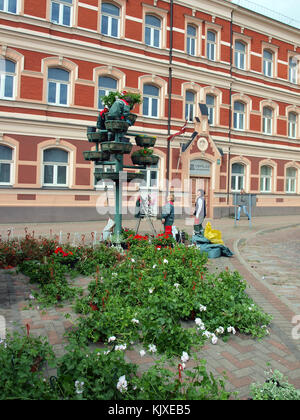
[106, 95, 134, 142]
[161, 193, 175, 236]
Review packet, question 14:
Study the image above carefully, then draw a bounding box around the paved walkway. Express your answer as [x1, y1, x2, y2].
[1, 215, 300, 399]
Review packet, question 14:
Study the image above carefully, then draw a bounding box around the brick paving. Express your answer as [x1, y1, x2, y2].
[0, 215, 300, 399]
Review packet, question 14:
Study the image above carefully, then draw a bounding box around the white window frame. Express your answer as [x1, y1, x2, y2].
[185, 91, 195, 122]
[262, 107, 273, 135]
[145, 15, 161, 48]
[289, 56, 298, 84]
[286, 167, 297, 193]
[42, 148, 69, 187]
[47, 68, 70, 106]
[0, 145, 13, 186]
[101, 2, 120, 38]
[0, 59, 16, 100]
[142, 85, 159, 118]
[51, 0, 73, 27]
[207, 31, 216, 61]
[206, 94, 215, 126]
[288, 112, 297, 139]
[263, 50, 273, 77]
[0, 0, 18, 14]
[260, 165, 272, 193]
[235, 41, 246, 70]
[98, 76, 118, 110]
[233, 101, 245, 131]
[231, 163, 245, 192]
[187, 25, 197, 56]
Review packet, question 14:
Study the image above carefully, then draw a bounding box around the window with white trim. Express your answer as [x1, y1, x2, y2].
[0, 0, 17, 13]
[286, 167, 297, 193]
[289, 57, 298, 84]
[262, 107, 273, 135]
[0, 145, 13, 185]
[260, 165, 272, 192]
[140, 160, 159, 190]
[143, 84, 159, 118]
[288, 112, 297, 138]
[101, 2, 120, 38]
[263, 50, 273, 77]
[233, 101, 245, 130]
[43, 148, 68, 186]
[231, 163, 245, 192]
[51, 0, 72, 26]
[207, 31, 216, 61]
[187, 25, 197, 56]
[98, 76, 117, 110]
[185, 91, 195, 122]
[145, 15, 161, 48]
[0, 59, 16, 99]
[235, 41, 246, 70]
[206, 94, 215, 125]
[47, 68, 69, 106]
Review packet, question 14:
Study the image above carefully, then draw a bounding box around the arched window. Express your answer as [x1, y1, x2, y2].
[0, 145, 13, 185]
[0, 0, 17, 13]
[185, 91, 195, 122]
[141, 158, 159, 189]
[288, 112, 297, 138]
[143, 84, 159, 118]
[187, 25, 197, 56]
[47, 68, 70, 105]
[260, 165, 272, 192]
[51, 0, 73, 26]
[207, 31, 216, 61]
[0, 59, 16, 99]
[231, 163, 245, 191]
[145, 15, 161, 48]
[206, 94, 215, 125]
[233, 101, 245, 130]
[289, 57, 298, 84]
[235, 41, 246, 70]
[98, 76, 118, 109]
[43, 148, 69, 186]
[286, 167, 297, 193]
[101, 2, 120, 38]
[262, 107, 273, 135]
[263, 50, 273, 77]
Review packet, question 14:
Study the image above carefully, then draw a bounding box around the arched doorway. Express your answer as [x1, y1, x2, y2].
[189, 159, 211, 217]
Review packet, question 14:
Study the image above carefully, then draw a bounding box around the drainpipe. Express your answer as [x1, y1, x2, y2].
[166, 0, 173, 198]
[226, 9, 234, 207]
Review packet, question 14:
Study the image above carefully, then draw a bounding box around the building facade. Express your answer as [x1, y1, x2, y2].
[1, 0, 300, 223]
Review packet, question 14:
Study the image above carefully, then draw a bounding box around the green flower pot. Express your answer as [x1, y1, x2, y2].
[131, 154, 159, 166]
[94, 170, 145, 182]
[135, 135, 156, 147]
[105, 120, 129, 132]
[87, 131, 108, 142]
[101, 141, 133, 154]
[83, 151, 110, 161]
[127, 113, 138, 126]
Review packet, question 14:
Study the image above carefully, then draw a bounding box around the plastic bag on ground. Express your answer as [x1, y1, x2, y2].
[204, 222, 224, 245]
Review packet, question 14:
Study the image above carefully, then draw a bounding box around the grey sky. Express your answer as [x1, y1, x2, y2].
[231, 0, 300, 28]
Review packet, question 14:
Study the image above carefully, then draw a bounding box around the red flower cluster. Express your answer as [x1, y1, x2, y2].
[128, 234, 149, 241]
[54, 247, 73, 257]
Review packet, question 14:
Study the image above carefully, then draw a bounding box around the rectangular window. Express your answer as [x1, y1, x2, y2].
[51, 1, 72, 27]
[0, 163, 10, 183]
[0, 0, 17, 13]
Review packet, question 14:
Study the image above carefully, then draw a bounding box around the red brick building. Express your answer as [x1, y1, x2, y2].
[0, 0, 300, 222]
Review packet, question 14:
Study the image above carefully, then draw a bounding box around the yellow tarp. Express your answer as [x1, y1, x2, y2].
[204, 222, 224, 245]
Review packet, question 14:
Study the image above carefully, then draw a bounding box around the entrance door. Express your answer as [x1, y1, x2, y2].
[190, 177, 210, 218]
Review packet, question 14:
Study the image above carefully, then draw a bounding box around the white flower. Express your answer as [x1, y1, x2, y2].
[153, 264, 157, 269]
[108, 336, 116, 343]
[117, 375, 128, 393]
[139, 350, 146, 357]
[174, 283, 180, 289]
[149, 288, 154, 294]
[131, 258, 135, 263]
[75, 380, 84, 394]
[112, 272, 117, 277]
[131, 318, 140, 324]
[195, 318, 202, 326]
[202, 331, 212, 338]
[227, 326, 236, 335]
[29, 294, 35, 300]
[148, 344, 157, 353]
[103, 350, 110, 355]
[181, 351, 189, 363]
[216, 327, 224, 334]
[211, 334, 218, 345]
[199, 304, 207, 312]
[163, 259, 168, 264]
[115, 344, 127, 351]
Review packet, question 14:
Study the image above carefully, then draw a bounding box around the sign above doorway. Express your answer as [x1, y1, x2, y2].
[190, 159, 211, 176]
